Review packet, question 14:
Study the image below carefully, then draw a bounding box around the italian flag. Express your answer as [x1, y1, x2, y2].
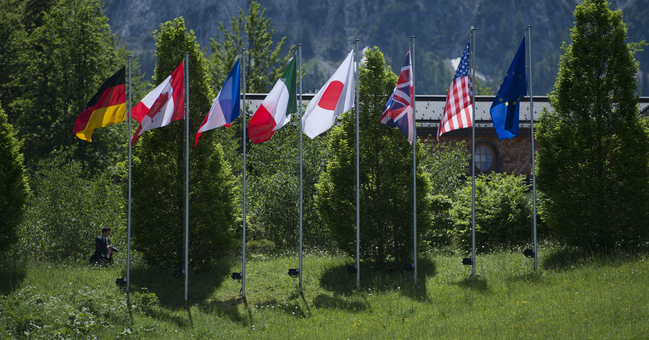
[248, 58, 297, 144]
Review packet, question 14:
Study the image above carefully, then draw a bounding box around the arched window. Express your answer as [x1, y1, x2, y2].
[474, 141, 499, 173]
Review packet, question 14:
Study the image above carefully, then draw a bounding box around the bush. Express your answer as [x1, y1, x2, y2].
[424, 194, 455, 248]
[15, 151, 124, 262]
[247, 122, 332, 251]
[451, 173, 540, 250]
[245, 239, 276, 254]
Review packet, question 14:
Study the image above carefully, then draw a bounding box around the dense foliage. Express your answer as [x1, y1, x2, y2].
[131, 18, 238, 271]
[14, 152, 123, 262]
[315, 47, 432, 266]
[536, 0, 649, 248]
[0, 105, 29, 253]
[7, 0, 126, 172]
[247, 121, 331, 250]
[451, 173, 538, 250]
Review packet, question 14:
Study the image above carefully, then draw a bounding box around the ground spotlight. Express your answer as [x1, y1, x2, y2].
[115, 278, 127, 286]
[462, 258, 473, 266]
[173, 270, 185, 278]
[523, 249, 535, 258]
[403, 263, 414, 271]
[346, 266, 357, 274]
[231, 272, 242, 280]
[288, 269, 300, 278]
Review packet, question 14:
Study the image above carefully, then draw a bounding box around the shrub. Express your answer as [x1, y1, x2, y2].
[451, 173, 539, 250]
[16, 152, 123, 262]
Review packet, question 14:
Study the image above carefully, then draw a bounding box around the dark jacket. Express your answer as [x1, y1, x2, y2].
[91, 235, 111, 262]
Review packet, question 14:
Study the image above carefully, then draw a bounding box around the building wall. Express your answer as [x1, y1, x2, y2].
[420, 128, 541, 176]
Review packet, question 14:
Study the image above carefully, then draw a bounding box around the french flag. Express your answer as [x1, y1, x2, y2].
[194, 60, 241, 147]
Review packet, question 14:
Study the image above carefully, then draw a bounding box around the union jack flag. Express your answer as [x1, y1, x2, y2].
[381, 49, 414, 144]
[437, 40, 473, 141]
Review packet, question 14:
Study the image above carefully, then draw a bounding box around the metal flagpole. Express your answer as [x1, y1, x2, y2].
[471, 28, 477, 278]
[184, 52, 190, 301]
[411, 36, 417, 284]
[527, 26, 538, 272]
[127, 56, 132, 302]
[298, 44, 304, 290]
[355, 39, 360, 289]
[241, 49, 248, 297]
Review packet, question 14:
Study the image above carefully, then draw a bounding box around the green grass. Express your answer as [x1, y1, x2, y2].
[1, 245, 648, 339]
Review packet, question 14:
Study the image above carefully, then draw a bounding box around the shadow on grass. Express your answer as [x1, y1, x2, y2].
[541, 246, 648, 272]
[319, 256, 436, 302]
[0, 262, 27, 295]
[125, 258, 235, 308]
[312, 293, 371, 312]
[196, 297, 251, 326]
[452, 276, 489, 293]
[506, 272, 546, 285]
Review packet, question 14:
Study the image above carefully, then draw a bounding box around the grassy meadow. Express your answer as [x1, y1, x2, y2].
[1, 244, 648, 339]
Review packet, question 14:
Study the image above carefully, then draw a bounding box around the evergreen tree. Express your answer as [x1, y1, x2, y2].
[536, 0, 649, 247]
[209, 0, 293, 93]
[315, 47, 432, 266]
[0, 103, 29, 253]
[0, 0, 26, 109]
[131, 18, 238, 270]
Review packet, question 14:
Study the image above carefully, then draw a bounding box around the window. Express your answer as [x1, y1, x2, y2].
[475, 143, 496, 172]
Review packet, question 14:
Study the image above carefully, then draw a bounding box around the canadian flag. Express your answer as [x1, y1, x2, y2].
[301, 49, 355, 138]
[131, 62, 185, 145]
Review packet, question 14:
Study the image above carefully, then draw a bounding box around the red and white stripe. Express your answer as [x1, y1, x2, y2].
[437, 75, 473, 141]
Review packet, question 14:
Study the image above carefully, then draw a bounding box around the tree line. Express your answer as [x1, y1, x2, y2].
[1, 0, 647, 271]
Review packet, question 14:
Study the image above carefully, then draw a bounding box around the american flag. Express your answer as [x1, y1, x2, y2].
[437, 40, 473, 141]
[381, 49, 414, 144]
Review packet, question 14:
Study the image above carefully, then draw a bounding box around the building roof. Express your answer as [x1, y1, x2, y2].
[243, 94, 649, 130]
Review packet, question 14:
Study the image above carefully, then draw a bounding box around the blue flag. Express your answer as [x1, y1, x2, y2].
[195, 60, 241, 146]
[490, 37, 527, 140]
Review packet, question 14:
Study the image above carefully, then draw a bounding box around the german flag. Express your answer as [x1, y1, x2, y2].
[74, 67, 126, 142]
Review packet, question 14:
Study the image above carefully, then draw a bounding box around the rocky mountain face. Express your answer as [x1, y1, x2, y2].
[104, 0, 649, 95]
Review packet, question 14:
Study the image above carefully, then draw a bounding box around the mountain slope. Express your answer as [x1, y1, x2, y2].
[104, 0, 649, 95]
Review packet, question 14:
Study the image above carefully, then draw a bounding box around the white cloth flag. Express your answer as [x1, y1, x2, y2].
[302, 49, 355, 138]
[131, 62, 185, 145]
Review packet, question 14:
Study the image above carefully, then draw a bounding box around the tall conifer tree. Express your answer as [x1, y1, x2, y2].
[315, 48, 432, 266]
[536, 0, 649, 247]
[131, 18, 238, 270]
[0, 104, 28, 253]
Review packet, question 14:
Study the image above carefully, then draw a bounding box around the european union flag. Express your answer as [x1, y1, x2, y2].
[490, 37, 527, 140]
